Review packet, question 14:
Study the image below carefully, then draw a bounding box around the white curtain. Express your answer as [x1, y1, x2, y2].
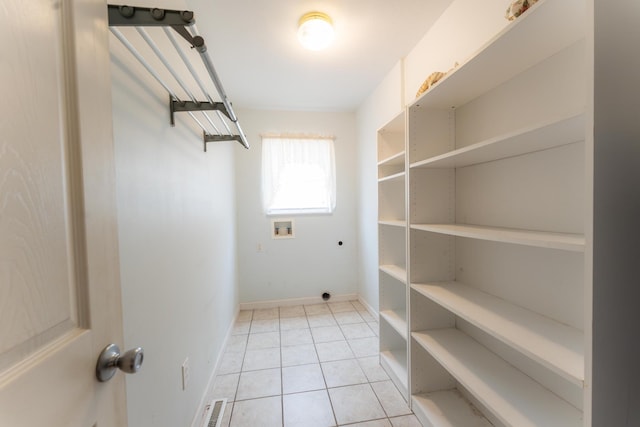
[262, 136, 336, 215]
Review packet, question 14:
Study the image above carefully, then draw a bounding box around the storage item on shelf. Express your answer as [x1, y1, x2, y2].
[505, 0, 539, 21]
[415, 63, 458, 98]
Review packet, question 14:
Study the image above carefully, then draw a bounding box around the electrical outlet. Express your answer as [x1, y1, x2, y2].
[181, 357, 190, 391]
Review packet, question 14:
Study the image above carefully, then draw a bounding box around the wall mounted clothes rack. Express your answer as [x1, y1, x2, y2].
[108, 4, 249, 151]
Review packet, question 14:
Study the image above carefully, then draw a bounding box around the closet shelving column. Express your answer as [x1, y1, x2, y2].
[377, 111, 409, 399]
[405, 0, 588, 426]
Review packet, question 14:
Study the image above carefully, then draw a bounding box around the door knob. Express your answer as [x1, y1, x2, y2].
[96, 343, 144, 382]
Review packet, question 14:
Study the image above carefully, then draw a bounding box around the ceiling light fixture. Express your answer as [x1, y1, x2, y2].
[297, 12, 335, 51]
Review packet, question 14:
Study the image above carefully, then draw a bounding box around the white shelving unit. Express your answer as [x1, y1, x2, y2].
[410, 113, 585, 170]
[380, 349, 408, 399]
[410, 223, 585, 252]
[379, 150, 405, 167]
[411, 0, 584, 110]
[412, 329, 582, 427]
[377, 111, 409, 400]
[378, 219, 406, 228]
[379, 264, 406, 284]
[412, 390, 492, 427]
[378, 171, 406, 183]
[377, 0, 590, 425]
[412, 282, 584, 385]
[380, 309, 408, 340]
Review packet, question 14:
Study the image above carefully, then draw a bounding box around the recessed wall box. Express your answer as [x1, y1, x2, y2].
[272, 219, 295, 239]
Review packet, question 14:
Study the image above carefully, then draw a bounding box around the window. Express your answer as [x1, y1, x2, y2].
[262, 136, 336, 215]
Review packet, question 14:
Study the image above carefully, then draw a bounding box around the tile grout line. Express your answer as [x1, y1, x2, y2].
[278, 307, 284, 427]
[228, 308, 253, 427]
[310, 306, 338, 427]
[328, 303, 361, 425]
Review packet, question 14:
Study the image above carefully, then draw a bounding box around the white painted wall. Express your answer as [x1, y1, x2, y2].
[356, 63, 404, 313]
[110, 43, 239, 427]
[234, 109, 358, 305]
[355, 0, 509, 312]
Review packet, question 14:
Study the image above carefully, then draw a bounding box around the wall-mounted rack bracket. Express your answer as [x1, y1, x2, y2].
[203, 133, 243, 152]
[108, 4, 250, 150]
[169, 97, 245, 152]
[170, 100, 230, 125]
[107, 5, 195, 28]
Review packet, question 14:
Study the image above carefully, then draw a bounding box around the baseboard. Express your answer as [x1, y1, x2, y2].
[190, 306, 240, 427]
[357, 295, 379, 321]
[239, 293, 359, 310]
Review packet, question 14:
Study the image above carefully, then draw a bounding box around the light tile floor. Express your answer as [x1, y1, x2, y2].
[208, 300, 422, 427]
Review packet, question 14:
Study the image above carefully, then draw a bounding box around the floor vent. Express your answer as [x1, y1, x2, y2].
[203, 398, 227, 427]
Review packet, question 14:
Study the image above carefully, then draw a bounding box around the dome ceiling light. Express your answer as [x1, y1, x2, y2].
[297, 11, 335, 51]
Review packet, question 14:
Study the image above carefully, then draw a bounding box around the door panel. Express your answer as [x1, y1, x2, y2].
[0, 0, 79, 372]
[0, 0, 126, 425]
[0, 332, 95, 426]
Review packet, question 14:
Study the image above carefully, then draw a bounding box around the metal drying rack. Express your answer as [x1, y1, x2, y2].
[108, 4, 249, 151]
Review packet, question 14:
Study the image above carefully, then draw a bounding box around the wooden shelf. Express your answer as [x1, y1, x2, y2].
[412, 390, 491, 427]
[378, 171, 405, 183]
[378, 151, 405, 167]
[410, 0, 584, 109]
[412, 282, 584, 385]
[412, 329, 582, 427]
[379, 265, 407, 284]
[380, 350, 408, 398]
[410, 113, 585, 169]
[379, 220, 407, 228]
[380, 310, 407, 340]
[411, 223, 585, 252]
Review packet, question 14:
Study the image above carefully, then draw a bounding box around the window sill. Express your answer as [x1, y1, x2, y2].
[266, 209, 334, 216]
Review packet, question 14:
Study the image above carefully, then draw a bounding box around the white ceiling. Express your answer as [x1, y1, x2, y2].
[188, 0, 454, 112]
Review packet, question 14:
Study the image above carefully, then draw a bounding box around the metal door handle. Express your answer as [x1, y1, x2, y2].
[96, 344, 144, 382]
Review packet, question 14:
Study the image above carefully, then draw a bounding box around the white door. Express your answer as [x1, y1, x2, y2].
[0, 0, 127, 426]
